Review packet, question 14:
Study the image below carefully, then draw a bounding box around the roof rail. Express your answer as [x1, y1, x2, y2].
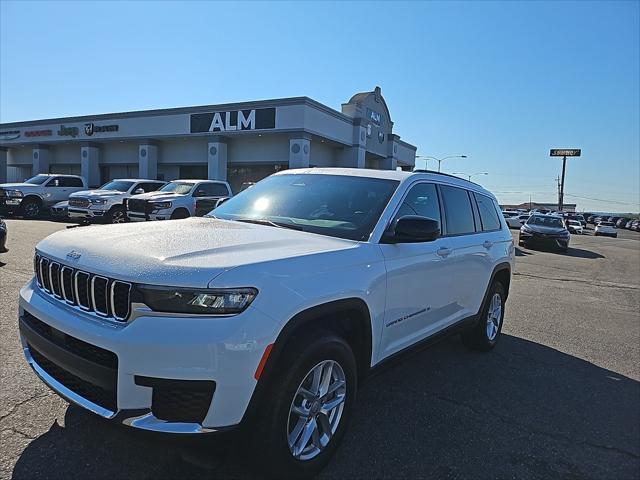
[411, 169, 482, 187]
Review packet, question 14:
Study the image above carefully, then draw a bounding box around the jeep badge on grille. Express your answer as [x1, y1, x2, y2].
[66, 250, 81, 261]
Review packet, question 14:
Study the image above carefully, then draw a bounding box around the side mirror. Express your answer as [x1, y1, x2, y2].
[382, 215, 440, 244]
[215, 197, 230, 208]
[133, 188, 145, 195]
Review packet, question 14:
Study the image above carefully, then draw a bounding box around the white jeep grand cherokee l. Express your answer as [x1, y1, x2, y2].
[19, 168, 514, 478]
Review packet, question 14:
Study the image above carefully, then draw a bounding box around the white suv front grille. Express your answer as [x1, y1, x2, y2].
[34, 254, 132, 322]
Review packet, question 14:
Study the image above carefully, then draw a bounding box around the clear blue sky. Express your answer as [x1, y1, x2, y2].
[1, 0, 638, 212]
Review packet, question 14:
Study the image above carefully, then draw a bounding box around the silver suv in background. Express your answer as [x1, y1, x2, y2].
[125, 179, 232, 221]
[0, 174, 87, 218]
[68, 179, 165, 224]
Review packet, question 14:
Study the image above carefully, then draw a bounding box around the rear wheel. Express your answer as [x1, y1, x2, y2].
[251, 334, 357, 479]
[462, 281, 506, 351]
[20, 198, 41, 219]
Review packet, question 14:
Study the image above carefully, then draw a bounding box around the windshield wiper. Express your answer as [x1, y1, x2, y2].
[234, 218, 303, 231]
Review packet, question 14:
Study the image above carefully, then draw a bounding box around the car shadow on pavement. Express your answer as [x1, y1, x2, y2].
[12, 335, 639, 480]
[564, 247, 605, 259]
[515, 247, 532, 257]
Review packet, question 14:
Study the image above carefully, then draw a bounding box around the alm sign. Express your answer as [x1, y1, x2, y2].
[190, 108, 276, 133]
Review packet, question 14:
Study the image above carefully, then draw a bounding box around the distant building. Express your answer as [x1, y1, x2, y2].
[500, 202, 577, 212]
[0, 87, 416, 193]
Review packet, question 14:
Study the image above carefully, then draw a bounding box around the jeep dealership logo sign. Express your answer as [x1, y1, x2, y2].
[190, 108, 276, 133]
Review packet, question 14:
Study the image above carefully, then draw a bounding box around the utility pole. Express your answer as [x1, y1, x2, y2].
[550, 149, 581, 212]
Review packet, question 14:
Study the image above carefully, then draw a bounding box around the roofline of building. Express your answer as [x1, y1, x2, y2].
[0, 96, 357, 128]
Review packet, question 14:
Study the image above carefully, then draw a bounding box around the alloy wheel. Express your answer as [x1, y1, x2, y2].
[486, 292, 502, 341]
[287, 360, 347, 461]
[111, 210, 126, 223]
[24, 202, 39, 218]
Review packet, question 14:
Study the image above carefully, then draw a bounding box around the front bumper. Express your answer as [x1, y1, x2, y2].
[128, 209, 171, 221]
[520, 232, 569, 249]
[19, 279, 277, 433]
[68, 207, 107, 220]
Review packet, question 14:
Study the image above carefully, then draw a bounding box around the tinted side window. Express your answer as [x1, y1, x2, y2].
[394, 183, 441, 225]
[195, 183, 230, 197]
[440, 185, 476, 235]
[475, 193, 501, 231]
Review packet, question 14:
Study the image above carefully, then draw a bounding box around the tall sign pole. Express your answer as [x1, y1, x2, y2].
[550, 149, 581, 211]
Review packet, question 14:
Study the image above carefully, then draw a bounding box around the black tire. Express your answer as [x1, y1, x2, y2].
[170, 209, 190, 219]
[106, 206, 127, 224]
[251, 333, 357, 479]
[19, 198, 41, 219]
[462, 281, 506, 351]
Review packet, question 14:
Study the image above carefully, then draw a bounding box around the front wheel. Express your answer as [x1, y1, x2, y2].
[107, 206, 126, 224]
[251, 334, 357, 479]
[462, 281, 506, 351]
[20, 198, 41, 219]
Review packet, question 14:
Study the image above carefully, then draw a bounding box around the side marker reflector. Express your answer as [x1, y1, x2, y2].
[254, 343, 274, 380]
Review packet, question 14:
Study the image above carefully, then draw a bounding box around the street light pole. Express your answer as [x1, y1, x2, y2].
[421, 154, 468, 173]
[453, 172, 488, 181]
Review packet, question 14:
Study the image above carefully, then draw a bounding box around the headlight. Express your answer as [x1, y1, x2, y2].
[90, 198, 107, 205]
[152, 201, 172, 209]
[138, 286, 258, 315]
[5, 189, 23, 198]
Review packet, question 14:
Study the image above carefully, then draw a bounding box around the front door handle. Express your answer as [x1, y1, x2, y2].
[483, 240, 493, 249]
[437, 247, 452, 258]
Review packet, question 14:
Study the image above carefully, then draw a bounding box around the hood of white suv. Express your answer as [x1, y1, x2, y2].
[35, 217, 357, 287]
[130, 191, 188, 201]
[71, 189, 126, 198]
[0, 183, 39, 190]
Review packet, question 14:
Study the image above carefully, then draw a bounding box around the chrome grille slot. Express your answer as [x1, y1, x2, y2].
[75, 271, 91, 310]
[111, 281, 131, 321]
[49, 262, 62, 298]
[34, 255, 43, 287]
[91, 276, 110, 316]
[33, 253, 132, 322]
[40, 258, 51, 293]
[61, 266, 75, 304]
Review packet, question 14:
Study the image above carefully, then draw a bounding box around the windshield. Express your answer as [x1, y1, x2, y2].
[24, 175, 49, 185]
[527, 215, 565, 228]
[99, 180, 135, 192]
[568, 220, 581, 226]
[599, 222, 614, 226]
[160, 182, 194, 195]
[210, 173, 400, 241]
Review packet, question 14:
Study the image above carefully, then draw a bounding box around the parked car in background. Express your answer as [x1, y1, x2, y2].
[519, 214, 570, 252]
[566, 220, 583, 234]
[239, 182, 255, 192]
[0, 217, 7, 253]
[50, 201, 69, 220]
[502, 211, 523, 229]
[19, 168, 513, 478]
[616, 218, 629, 228]
[594, 221, 617, 238]
[630, 220, 640, 232]
[587, 215, 595, 224]
[126, 179, 232, 221]
[68, 179, 165, 224]
[0, 174, 87, 218]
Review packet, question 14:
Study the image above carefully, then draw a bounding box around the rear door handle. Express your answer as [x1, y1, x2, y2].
[483, 240, 493, 249]
[437, 247, 452, 258]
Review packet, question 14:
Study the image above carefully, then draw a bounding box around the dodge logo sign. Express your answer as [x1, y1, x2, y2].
[190, 108, 276, 133]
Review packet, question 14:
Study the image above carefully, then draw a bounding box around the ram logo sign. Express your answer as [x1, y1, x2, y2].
[190, 108, 276, 133]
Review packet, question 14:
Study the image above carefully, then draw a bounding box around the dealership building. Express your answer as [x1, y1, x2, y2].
[0, 87, 417, 192]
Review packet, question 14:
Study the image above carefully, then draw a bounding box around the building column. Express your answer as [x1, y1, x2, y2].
[289, 136, 311, 169]
[139, 143, 158, 180]
[0, 148, 7, 184]
[80, 143, 101, 187]
[32, 146, 50, 174]
[338, 119, 366, 168]
[381, 134, 399, 170]
[207, 138, 228, 180]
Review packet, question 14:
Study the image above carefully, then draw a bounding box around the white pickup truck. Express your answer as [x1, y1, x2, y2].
[68, 179, 166, 224]
[126, 179, 232, 221]
[0, 174, 87, 218]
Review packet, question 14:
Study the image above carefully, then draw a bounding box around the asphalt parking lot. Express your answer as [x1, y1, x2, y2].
[1, 219, 639, 479]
